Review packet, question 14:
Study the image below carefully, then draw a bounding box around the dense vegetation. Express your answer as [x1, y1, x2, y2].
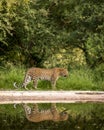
[0, 0, 104, 68]
[0, 0, 104, 129]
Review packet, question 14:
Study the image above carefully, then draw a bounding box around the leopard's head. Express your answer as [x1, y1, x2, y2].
[59, 68, 69, 77]
[59, 110, 69, 121]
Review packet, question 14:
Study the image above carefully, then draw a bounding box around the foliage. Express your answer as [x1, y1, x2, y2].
[0, 0, 104, 67]
[49, 0, 104, 67]
[0, 0, 104, 130]
[0, 1, 104, 128]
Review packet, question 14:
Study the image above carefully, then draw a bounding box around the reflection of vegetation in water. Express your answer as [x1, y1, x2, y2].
[0, 104, 104, 130]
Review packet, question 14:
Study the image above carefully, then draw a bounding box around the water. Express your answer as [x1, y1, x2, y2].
[0, 103, 104, 130]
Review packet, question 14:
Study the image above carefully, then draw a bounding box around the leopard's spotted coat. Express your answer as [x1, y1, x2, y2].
[15, 67, 68, 90]
[23, 103, 68, 122]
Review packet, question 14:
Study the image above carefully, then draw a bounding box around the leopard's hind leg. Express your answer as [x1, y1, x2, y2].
[22, 75, 32, 89]
[23, 104, 31, 114]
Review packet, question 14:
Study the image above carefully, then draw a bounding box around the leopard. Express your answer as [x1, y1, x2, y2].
[23, 103, 68, 122]
[14, 67, 69, 90]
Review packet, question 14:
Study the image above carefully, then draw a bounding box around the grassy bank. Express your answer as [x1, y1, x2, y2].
[0, 65, 104, 114]
[0, 65, 104, 90]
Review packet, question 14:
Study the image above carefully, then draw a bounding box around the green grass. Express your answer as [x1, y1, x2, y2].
[57, 68, 103, 91]
[0, 66, 24, 90]
[0, 66, 103, 91]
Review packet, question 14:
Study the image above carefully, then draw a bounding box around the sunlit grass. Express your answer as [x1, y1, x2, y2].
[57, 68, 100, 90]
[0, 66, 24, 90]
[0, 66, 103, 90]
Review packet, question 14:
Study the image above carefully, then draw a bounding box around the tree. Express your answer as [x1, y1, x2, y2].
[48, 0, 104, 67]
[0, 0, 104, 67]
[0, 0, 13, 58]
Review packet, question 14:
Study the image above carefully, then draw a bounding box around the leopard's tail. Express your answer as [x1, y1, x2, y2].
[13, 82, 28, 90]
[13, 103, 24, 109]
[13, 82, 22, 89]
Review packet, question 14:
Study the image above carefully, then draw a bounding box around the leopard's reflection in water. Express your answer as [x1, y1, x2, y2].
[23, 103, 68, 122]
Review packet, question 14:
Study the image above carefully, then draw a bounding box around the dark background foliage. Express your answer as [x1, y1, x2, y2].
[0, 0, 104, 68]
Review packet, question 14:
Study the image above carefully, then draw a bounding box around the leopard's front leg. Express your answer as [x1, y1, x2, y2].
[51, 103, 57, 113]
[51, 74, 58, 90]
[32, 103, 39, 114]
[51, 103, 59, 121]
[33, 79, 38, 89]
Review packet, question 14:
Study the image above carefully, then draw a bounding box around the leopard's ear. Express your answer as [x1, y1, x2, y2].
[58, 68, 65, 72]
[59, 68, 66, 74]
[60, 111, 68, 117]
